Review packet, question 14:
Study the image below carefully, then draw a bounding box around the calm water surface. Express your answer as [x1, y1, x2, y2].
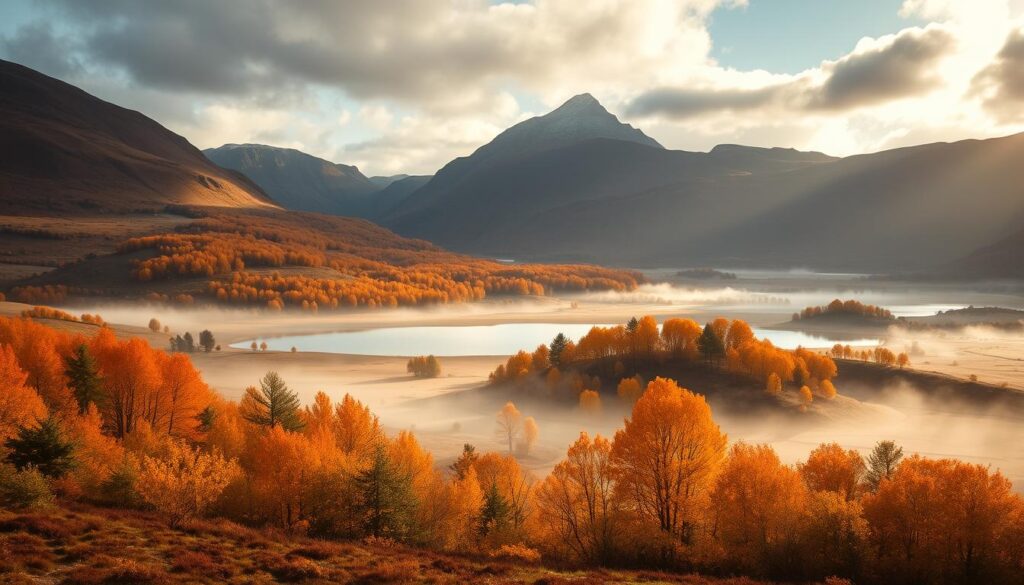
[233, 322, 881, 356]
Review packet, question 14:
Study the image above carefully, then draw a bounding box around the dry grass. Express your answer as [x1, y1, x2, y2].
[0, 503, 794, 585]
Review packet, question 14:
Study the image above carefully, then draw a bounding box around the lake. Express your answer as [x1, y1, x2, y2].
[233, 322, 880, 357]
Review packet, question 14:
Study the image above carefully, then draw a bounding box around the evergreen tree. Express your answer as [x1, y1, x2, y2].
[449, 443, 479, 480]
[626, 316, 639, 333]
[697, 323, 725, 365]
[354, 446, 416, 539]
[197, 405, 216, 433]
[240, 372, 305, 431]
[864, 440, 904, 491]
[65, 343, 103, 413]
[549, 333, 569, 367]
[5, 417, 75, 478]
[199, 330, 216, 353]
[478, 482, 511, 537]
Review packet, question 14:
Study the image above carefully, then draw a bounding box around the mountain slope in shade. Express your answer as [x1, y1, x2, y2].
[939, 227, 1024, 279]
[502, 133, 1024, 271]
[204, 144, 381, 216]
[385, 93, 666, 225]
[0, 59, 277, 214]
[385, 90, 1024, 272]
[384, 96, 837, 253]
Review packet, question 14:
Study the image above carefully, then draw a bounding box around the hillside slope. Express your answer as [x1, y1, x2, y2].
[0, 60, 277, 215]
[204, 144, 381, 216]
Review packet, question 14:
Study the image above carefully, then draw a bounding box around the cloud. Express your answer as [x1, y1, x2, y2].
[971, 28, 1024, 122]
[627, 26, 955, 120]
[809, 25, 954, 110]
[0, 22, 81, 78]
[625, 84, 784, 119]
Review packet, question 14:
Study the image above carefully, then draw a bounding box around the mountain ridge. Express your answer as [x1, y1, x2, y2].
[0, 59, 277, 214]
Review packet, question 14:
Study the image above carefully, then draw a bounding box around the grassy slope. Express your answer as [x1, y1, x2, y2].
[0, 503, 780, 585]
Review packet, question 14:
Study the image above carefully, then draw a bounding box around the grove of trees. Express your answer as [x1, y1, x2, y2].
[1, 313, 1021, 584]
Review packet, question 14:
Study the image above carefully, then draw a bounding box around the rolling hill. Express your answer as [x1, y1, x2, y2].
[203, 143, 382, 217]
[0, 59, 277, 215]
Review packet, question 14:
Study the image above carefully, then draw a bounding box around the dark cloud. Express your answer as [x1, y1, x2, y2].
[1, 22, 82, 78]
[971, 28, 1024, 122]
[624, 85, 783, 119]
[3, 0, 536, 103]
[808, 26, 954, 110]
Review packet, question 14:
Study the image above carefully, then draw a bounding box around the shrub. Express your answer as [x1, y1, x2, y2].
[490, 543, 541, 564]
[0, 464, 53, 509]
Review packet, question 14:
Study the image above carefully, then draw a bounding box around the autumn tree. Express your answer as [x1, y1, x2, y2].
[0, 345, 47, 442]
[5, 416, 75, 478]
[610, 377, 727, 549]
[136, 439, 240, 526]
[617, 376, 643, 404]
[710, 443, 806, 574]
[579, 389, 602, 415]
[520, 417, 539, 456]
[531, 344, 550, 371]
[148, 318, 161, 332]
[799, 443, 865, 500]
[863, 440, 903, 492]
[897, 352, 909, 369]
[334, 393, 382, 460]
[240, 372, 304, 431]
[65, 344, 104, 413]
[818, 379, 837, 399]
[199, 330, 216, 352]
[535, 433, 620, 565]
[799, 385, 813, 407]
[495, 401, 522, 454]
[765, 372, 782, 395]
[862, 456, 1020, 583]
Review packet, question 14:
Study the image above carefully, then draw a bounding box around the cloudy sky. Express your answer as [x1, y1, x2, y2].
[3, 0, 1024, 176]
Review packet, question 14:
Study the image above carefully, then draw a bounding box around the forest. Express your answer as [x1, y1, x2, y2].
[0, 314, 1020, 584]
[10, 209, 642, 310]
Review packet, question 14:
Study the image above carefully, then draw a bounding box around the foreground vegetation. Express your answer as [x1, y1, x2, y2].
[0, 314, 1021, 585]
[0, 504, 801, 585]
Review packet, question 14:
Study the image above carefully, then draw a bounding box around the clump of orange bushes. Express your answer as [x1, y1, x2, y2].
[490, 315, 840, 401]
[19, 306, 105, 326]
[794, 299, 894, 321]
[108, 209, 641, 311]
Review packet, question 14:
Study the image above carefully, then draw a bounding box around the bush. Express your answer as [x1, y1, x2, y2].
[490, 543, 541, 564]
[0, 464, 53, 509]
[406, 355, 442, 378]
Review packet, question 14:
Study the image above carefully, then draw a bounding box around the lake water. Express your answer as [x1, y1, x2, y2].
[233, 323, 880, 357]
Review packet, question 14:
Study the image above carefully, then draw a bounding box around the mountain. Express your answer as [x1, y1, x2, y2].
[0, 59, 276, 215]
[204, 144, 381, 216]
[369, 174, 410, 188]
[384, 93, 665, 226]
[384, 92, 1024, 273]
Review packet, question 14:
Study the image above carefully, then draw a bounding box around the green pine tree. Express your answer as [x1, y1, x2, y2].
[5, 417, 76, 478]
[549, 333, 569, 367]
[354, 447, 416, 539]
[65, 343, 104, 413]
[241, 372, 305, 431]
[697, 323, 725, 365]
[478, 482, 511, 537]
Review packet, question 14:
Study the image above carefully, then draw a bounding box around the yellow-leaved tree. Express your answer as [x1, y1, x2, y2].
[136, 439, 240, 526]
[610, 377, 727, 554]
